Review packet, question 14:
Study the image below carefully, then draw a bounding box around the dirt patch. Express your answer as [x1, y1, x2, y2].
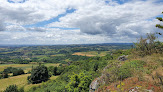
[72, 52, 96, 57]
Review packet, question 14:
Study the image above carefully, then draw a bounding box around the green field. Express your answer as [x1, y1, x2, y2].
[0, 63, 60, 91]
[0, 74, 58, 92]
[0, 63, 60, 73]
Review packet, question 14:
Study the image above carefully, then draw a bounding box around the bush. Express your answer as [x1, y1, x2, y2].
[0, 73, 8, 79]
[4, 85, 19, 92]
[3, 67, 24, 76]
[107, 60, 145, 81]
[3, 73, 9, 78]
[27, 65, 49, 84]
[3, 67, 16, 73]
[65, 72, 92, 92]
[133, 33, 163, 57]
[118, 64, 132, 80]
[56, 66, 65, 75]
[13, 69, 24, 76]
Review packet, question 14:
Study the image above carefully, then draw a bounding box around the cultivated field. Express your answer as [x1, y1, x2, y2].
[72, 51, 110, 57]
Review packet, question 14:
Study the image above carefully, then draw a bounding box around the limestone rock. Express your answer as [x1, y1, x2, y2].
[118, 55, 128, 61]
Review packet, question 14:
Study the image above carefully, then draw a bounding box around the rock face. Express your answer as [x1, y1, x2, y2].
[89, 55, 128, 92]
[89, 77, 100, 92]
[89, 76, 106, 92]
[118, 55, 128, 61]
[89, 65, 110, 92]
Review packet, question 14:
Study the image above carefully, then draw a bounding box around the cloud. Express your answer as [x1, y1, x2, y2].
[48, 0, 163, 38]
[26, 27, 48, 32]
[0, 21, 5, 31]
[0, 0, 163, 44]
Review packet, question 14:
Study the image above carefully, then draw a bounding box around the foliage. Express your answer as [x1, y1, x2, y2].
[107, 60, 145, 82]
[133, 33, 163, 57]
[13, 69, 24, 76]
[0, 72, 8, 79]
[3, 67, 24, 76]
[27, 65, 49, 84]
[65, 72, 92, 92]
[47, 66, 64, 76]
[3, 67, 17, 73]
[3, 85, 24, 92]
[28, 54, 112, 92]
[156, 12, 163, 30]
[4, 85, 18, 92]
[0, 44, 132, 64]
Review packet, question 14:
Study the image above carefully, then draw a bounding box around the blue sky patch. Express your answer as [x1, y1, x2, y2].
[50, 27, 79, 30]
[24, 8, 76, 30]
[147, 14, 163, 21]
[105, 0, 129, 5]
[8, 0, 26, 3]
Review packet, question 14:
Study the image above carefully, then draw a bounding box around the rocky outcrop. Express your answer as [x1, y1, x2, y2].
[89, 55, 128, 92]
[117, 55, 128, 61]
[129, 87, 153, 92]
[89, 65, 111, 92]
[89, 75, 107, 92]
[89, 77, 100, 92]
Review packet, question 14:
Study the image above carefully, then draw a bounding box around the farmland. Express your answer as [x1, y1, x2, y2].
[0, 74, 58, 92]
[0, 63, 59, 91]
[0, 63, 59, 73]
[72, 51, 110, 57]
[0, 43, 133, 92]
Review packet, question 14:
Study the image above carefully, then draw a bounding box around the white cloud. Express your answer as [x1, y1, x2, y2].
[0, 0, 162, 44]
[48, 0, 163, 37]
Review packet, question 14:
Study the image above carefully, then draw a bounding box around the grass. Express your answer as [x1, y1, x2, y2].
[0, 63, 59, 91]
[72, 51, 110, 57]
[0, 74, 30, 91]
[51, 54, 65, 56]
[0, 63, 60, 73]
[0, 74, 58, 92]
[98, 53, 163, 92]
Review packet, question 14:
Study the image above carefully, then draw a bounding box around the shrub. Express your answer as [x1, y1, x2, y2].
[2, 73, 9, 78]
[0, 73, 8, 79]
[13, 69, 24, 76]
[118, 64, 132, 80]
[3, 67, 24, 76]
[65, 72, 92, 92]
[53, 66, 58, 76]
[56, 66, 65, 75]
[133, 33, 163, 57]
[3, 67, 16, 73]
[4, 85, 19, 92]
[107, 60, 145, 81]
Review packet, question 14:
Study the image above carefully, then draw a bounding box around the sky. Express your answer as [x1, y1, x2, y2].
[0, 0, 163, 45]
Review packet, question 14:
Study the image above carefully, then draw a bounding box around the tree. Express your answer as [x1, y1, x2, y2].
[47, 66, 54, 77]
[53, 66, 58, 76]
[27, 65, 49, 84]
[13, 69, 24, 76]
[156, 12, 163, 35]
